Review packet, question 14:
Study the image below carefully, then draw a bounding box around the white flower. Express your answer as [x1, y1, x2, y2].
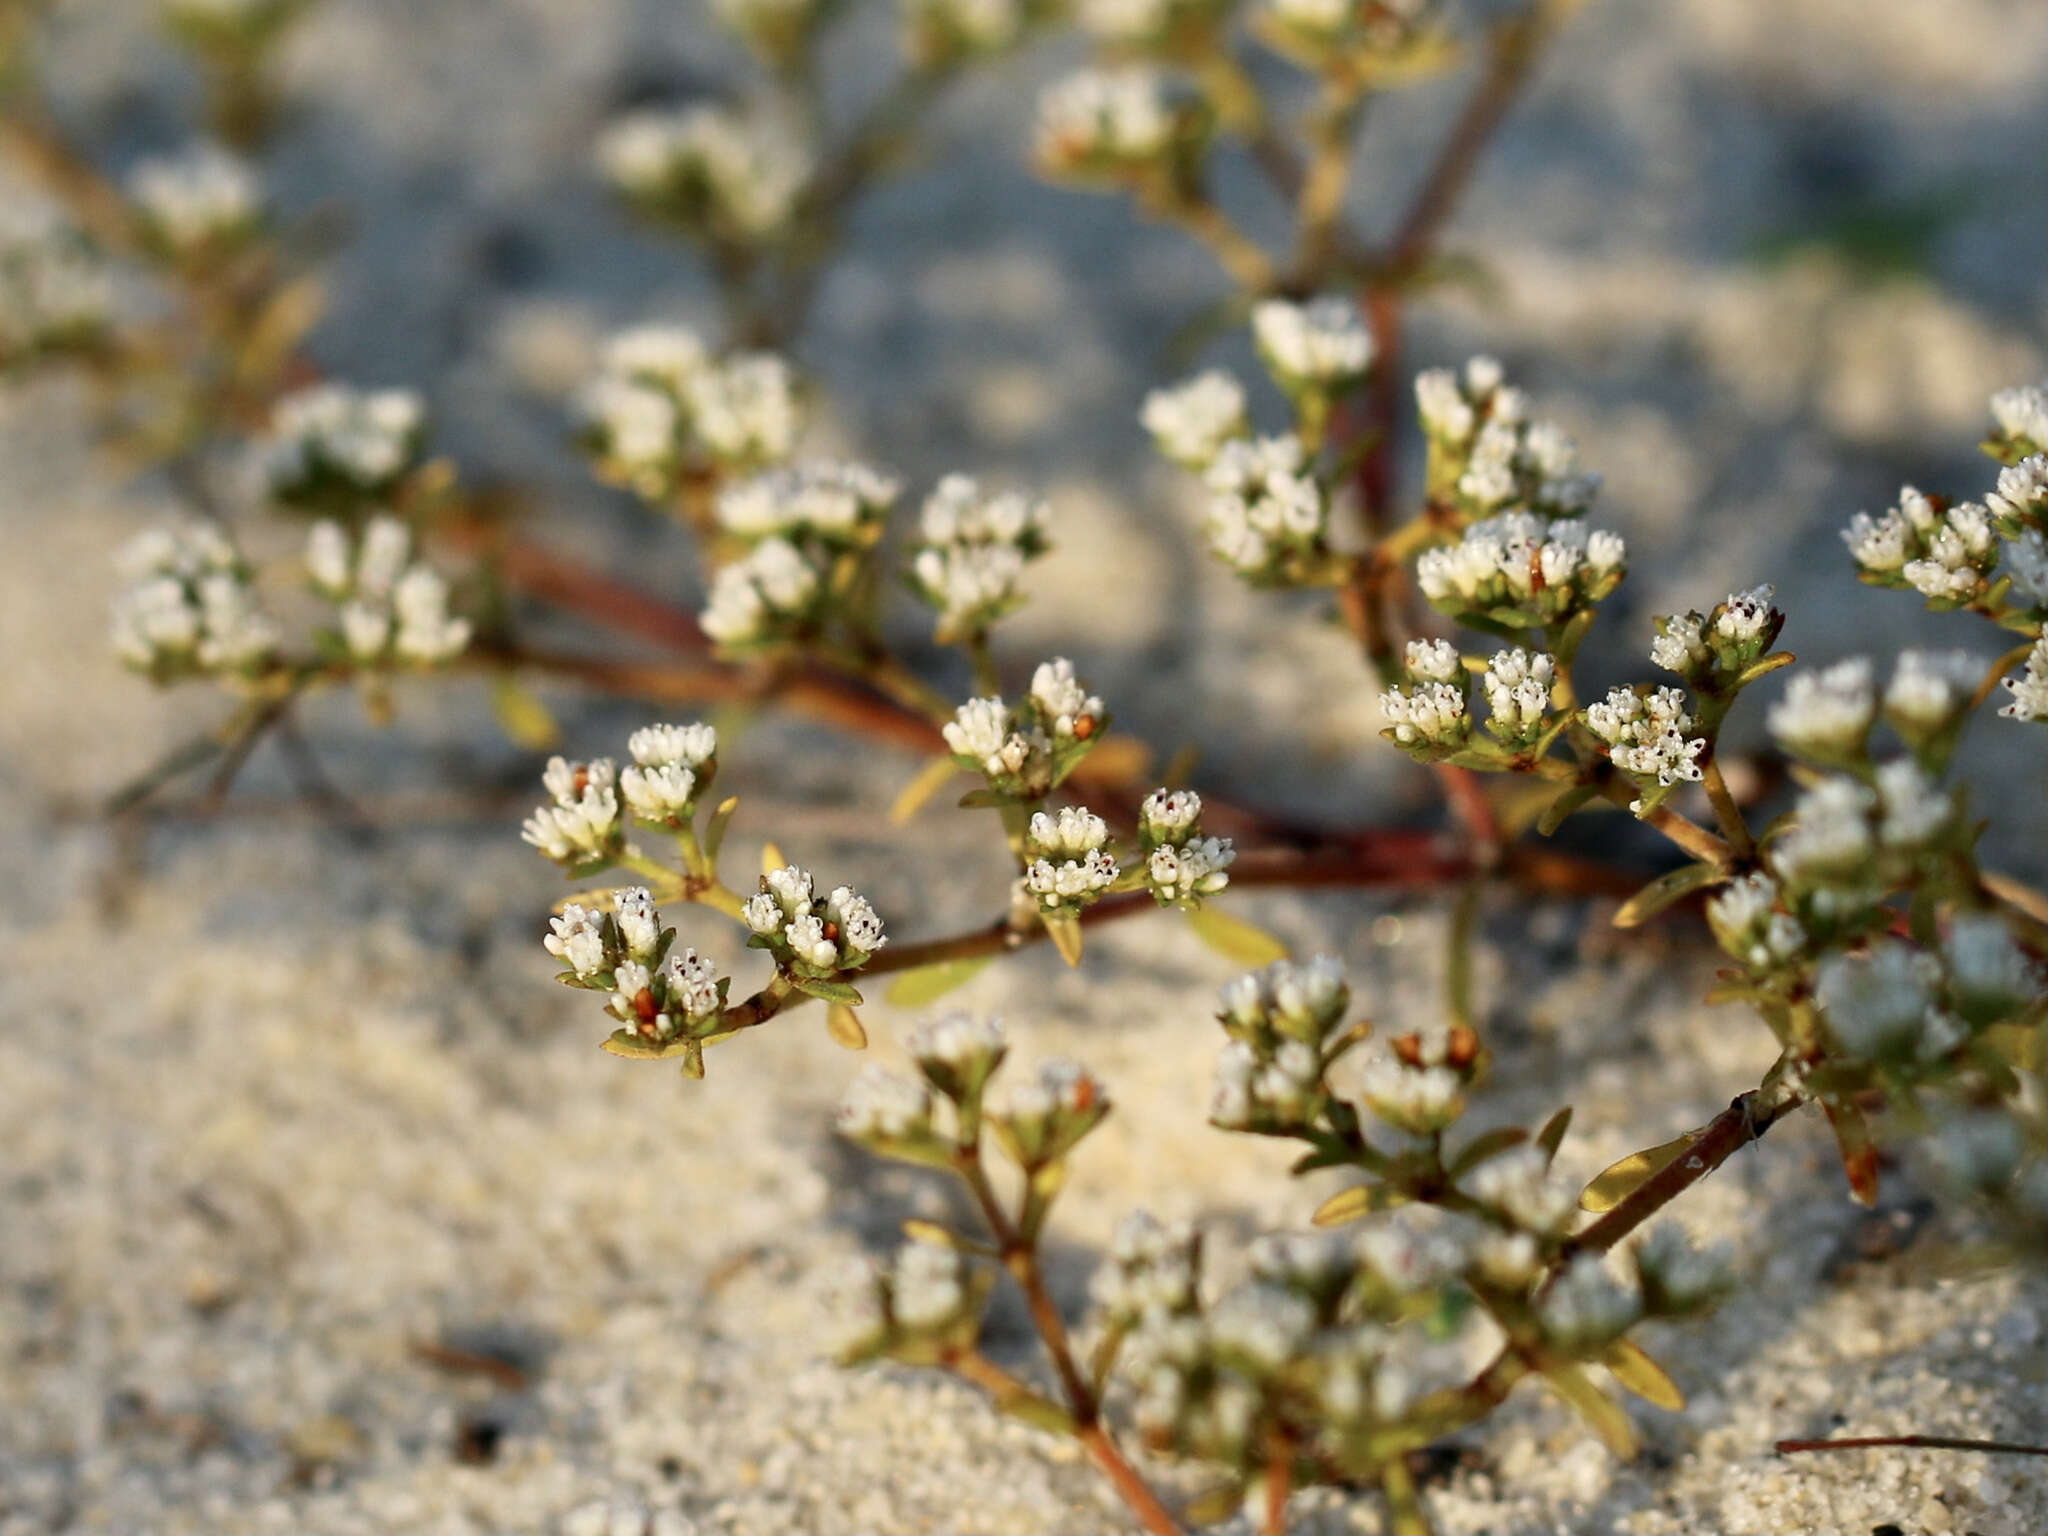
[743, 892, 785, 936]
[128, 142, 258, 252]
[1403, 638, 1461, 684]
[0, 201, 108, 354]
[1024, 807, 1117, 907]
[1417, 511, 1622, 613]
[1874, 758, 1952, 850]
[620, 763, 698, 822]
[1990, 381, 2048, 448]
[1584, 685, 1704, 790]
[1414, 367, 1476, 443]
[892, 1241, 972, 1332]
[1358, 1051, 1464, 1135]
[1842, 485, 1940, 574]
[1465, 1145, 1575, 1234]
[1943, 914, 2040, 1023]
[907, 1013, 1007, 1079]
[1766, 658, 1875, 761]
[1209, 1283, 1315, 1374]
[1537, 1256, 1641, 1348]
[629, 721, 717, 770]
[1714, 584, 1778, 647]
[699, 537, 821, 646]
[1379, 680, 1467, 748]
[918, 474, 1046, 547]
[1147, 837, 1234, 903]
[578, 375, 680, 477]
[1210, 1038, 1321, 1129]
[1093, 1210, 1199, 1324]
[1817, 942, 1942, 1058]
[943, 696, 1012, 767]
[686, 352, 800, 464]
[1202, 434, 1326, 575]
[1140, 787, 1203, 839]
[1770, 777, 1875, 890]
[901, 0, 1024, 56]
[1901, 500, 1998, 601]
[1251, 297, 1373, 386]
[110, 520, 277, 675]
[1633, 1226, 1732, 1314]
[264, 383, 423, 497]
[613, 887, 662, 959]
[390, 566, 471, 664]
[1480, 647, 1554, 742]
[1987, 455, 2048, 529]
[1705, 872, 1805, 971]
[543, 903, 609, 977]
[1650, 612, 1708, 676]
[596, 105, 810, 238]
[601, 324, 709, 393]
[1030, 658, 1103, 739]
[1884, 649, 1981, 738]
[1142, 371, 1247, 468]
[663, 948, 723, 1020]
[1999, 639, 2048, 723]
[716, 459, 900, 541]
[838, 1065, 935, 1143]
[339, 601, 390, 661]
[1035, 68, 1175, 167]
[521, 756, 621, 865]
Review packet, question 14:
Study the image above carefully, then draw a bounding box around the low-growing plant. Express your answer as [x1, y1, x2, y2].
[8, 0, 2047, 1531]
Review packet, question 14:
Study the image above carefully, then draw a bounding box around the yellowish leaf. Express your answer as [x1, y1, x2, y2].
[1580, 1132, 1696, 1213]
[1546, 1362, 1639, 1458]
[491, 676, 560, 750]
[761, 841, 787, 877]
[1603, 1339, 1685, 1411]
[826, 1003, 867, 1051]
[885, 955, 995, 1008]
[890, 755, 960, 825]
[1186, 904, 1290, 967]
[1043, 910, 1084, 968]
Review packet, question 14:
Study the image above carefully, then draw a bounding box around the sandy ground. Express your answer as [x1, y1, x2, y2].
[4, 0, 2048, 1532]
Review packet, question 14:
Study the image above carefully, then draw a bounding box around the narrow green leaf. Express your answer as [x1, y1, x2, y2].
[795, 975, 865, 1006]
[890, 755, 960, 825]
[885, 955, 996, 1008]
[490, 675, 560, 750]
[1185, 904, 1291, 967]
[599, 1029, 697, 1061]
[1613, 862, 1729, 929]
[956, 787, 1011, 810]
[1580, 1131, 1695, 1213]
[1538, 782, 1597, 837]
[1546, 1361, 1639, 1458]
[826, 1002, 868, 1051]
[1604, 1338, 1685, 1411]
[701, 796, 740, 869]
[1312, 1182, 1408, 1225]
[1043, 910, 1085, 968]
[1733, 651, 1795, 689]
[1536, 1106, 1574, 1165]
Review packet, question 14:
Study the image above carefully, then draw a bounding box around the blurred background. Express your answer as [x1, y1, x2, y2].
[3, 2, 2047, 1533]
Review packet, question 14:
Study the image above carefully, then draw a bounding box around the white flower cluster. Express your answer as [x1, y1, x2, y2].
[1201, 434, 1328, 581]
[596, 105, 809, 241]
[1414, 356, 1599, 518]
[742, 864, 887, 975]
[941, 658, 1106, 795]
[1765, 657, 1874, 763]
[1464, 1144, 1576, 1236]
[1843, 484, 2000, 603]
[1989, 380, 2048, 455]
[1023, 806, 1119, 912]
[2000, 638, 2048, 723]
[1479, 647, 1555, 745]
[1631, 1225, 1733, 1316]
[1416, 509, 1625, 623]
[521, 756, 623, 868]
[1944, 913, 2043, 1026]
[261, 383, 425, 506]
[1704, 872, 1806, 974]
[0, 203, 110, 362]
[1584, 685, 1704, 810]
[837, 1063, 937, 1147]
[1210, 957, 1349, 1133]
[127, 142, 259, 254]
[1141, 370, 1247, 470]
[1358, 1030, 1468, 1137]
[1091, 1210, 1201, 1327]
[1378, 678, 1468, 753]
[580, 326, 800, 492]
[1882, 648, 1981, 745]
[1251, 298, 1373, 389]
[907, 474, 1050, 639]
[544, 889, 726, 1045]
[1986, 456, 2048, 532]
[1263, 0, 1428, 51]
[621, 721, 718, 825]
[992, 1058, 1111, 1167]
[1816, 941, 1955, 1062]
[832, 1240, 983, 1363]
[1138, 787, 1234, 906]
[906, 1011, 1008, 1102]
[900, 0, 1024, 62]
[1649, 584, 1782, 683]
[110, 519, 279, 678]
[716, 459, 899, 544]
[699, 536, 826, 649]
[1034, 68, 1177, 175]
[306, 516, 471, 666]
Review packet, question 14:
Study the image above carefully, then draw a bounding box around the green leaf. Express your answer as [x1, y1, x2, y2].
[1546, 1361, 1639, 1458]
[1312, 1182, 1406, 1226]
[1733, 651, 1795, 689]
[701, 796, 740, 869]
[885, 955, 996, 1008]
[1185, 904, 1290, 967]
[1536, 1106, 1574, 1165]
[599, 1029, 697, 1061]
[795, 975, 865, 1006]
[826, 1002, 867, 1051]
[1614, 862, 1729, 929]
[1448, 1126, 1528, 1178]
[1538, 783, 1597, 837]
[1580, 1131, 1695, 1213]
[490, 675, 560, 750]
[1043, 909, 1085, 968]
[1603, 1338, 1685, 1411]
[956, 787, 1012, 810]
[890, 755, 960, 825]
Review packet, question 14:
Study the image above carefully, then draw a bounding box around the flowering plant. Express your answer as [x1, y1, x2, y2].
[13, 0, 2047, 1531]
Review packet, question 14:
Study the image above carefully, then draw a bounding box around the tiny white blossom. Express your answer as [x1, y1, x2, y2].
[1208, 1283, 1315, 1374]
[1140, 787, 1203, 838]
[838, 1065, 936, 1143]
[1251, 297, 1373, 386]
[892, 1241, 972, 1332]
[264, 383, 424, 499]
[1884, 650, 1981, 738]
[1770, 776, 1875, 891]
[1147, 837, 1234, 903]
[127, 142, 259, 252]
[1767, 658, 1875, 761]
[544, 903, 609, 977]
[1989, 381, 2048, 448]
[1480, 648, 1555, 742]
[1537, 1256, 1642, 1348]
[628, 721, 717, 769]
[620, 762, 698, 822]
[1584, 685, 1704, 790]
[699, 536, 821, 647]
[1874, 758, 1952, 850]
[614, 887, 662, 958]
[1142, 371, 1247, 468]
[1465, 1145, 1576, 1234]
[596, 105, 810, 239]
[1379, 680, 1468, 748]
[1035, 68, 1176, 168]
[1404, 638, 1462, 684]
[1999, 639, 2048, 723]
[686, 352, 800, 464]
[1202, 434, 1327, 576]
[1030, 658, 1105, 740]
[716, 459, 900, 541]
[1986, 455, 2048, 528]
[602, 324, 709, 393]
[1817, 941, 1943, 1058]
